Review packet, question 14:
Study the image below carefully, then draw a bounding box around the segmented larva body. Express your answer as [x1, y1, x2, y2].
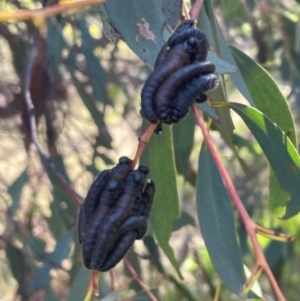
[154, 62, 216, 122]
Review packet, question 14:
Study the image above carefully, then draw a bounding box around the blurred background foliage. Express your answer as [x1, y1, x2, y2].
[0, 0, 300, 300]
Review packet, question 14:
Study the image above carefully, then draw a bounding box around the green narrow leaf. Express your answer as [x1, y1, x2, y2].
[265, 240, 289, 269]
[46, 18, 66, 76]
[7, 168, 27, 215]
[100, 291, 119, 301]
[207, 51, 237, 74]
[67, 267, 91, 301]
[43, 158, 78, 239]
[168, 274, 199, 301]
[197, 143, 246, 296]
[230, 45, 297, 209]
[46, 232, 73, 267]
[141, 125, 181, 277]
[5, 244, 26, 288]
[230, 102, 300, 218]
[199, 1, 255, 105]
[79, 20, 111, 104]
[143, 235, 165, 274]
[26, 262, 52, 296]
[172, 211, 195, 231]
[196, 3, 237, 158]
[133, 289, 160, 301]
[161, 0, 182, 28]
[268, 170, 290, 210]
[197, 101, 221, 124]
[172, 114, 195, 179]
[230, 46, 296, 144]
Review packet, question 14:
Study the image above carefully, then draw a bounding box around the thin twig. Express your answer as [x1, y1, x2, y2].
[189, 0, 204, 20]
[123, 258, 158, 301]
[191, 104, 285, 301]
[131, 123, 157, 169]
[23, 30, 82, 207]
[109, 269, 115, 291]
[0, 0, 107, 23]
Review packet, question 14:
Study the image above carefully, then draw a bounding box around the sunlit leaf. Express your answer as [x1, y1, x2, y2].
[230, 102, 300, 218]
[230, 45, 297, 210]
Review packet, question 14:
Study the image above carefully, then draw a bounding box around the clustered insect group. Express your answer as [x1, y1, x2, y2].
[78, 157, 155, 271]
[79, 19, 218, 271]
[141, 19, 219, 126]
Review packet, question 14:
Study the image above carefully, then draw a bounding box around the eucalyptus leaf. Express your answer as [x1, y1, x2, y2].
[100, 291, 119, 301]
[230, 46, 297, 210]
[67, 267, 91, 301]
[141, 124, 181, 277]
[172, 211, 196, 231]
[230, 102, 300, 218]
[46, 232, 73, 268]
[172, 114, 195, 179]
[26, 262, 52, 296]
[79, 20, 110, 104]
[197, 2, 236, 155]
[8, 168, 27, 215]
[100, 0, 182, 69]
[197, 101, 221, 123]
[230, 46, 296, 144]
[197, 143, 246, 296]
[207, 51, 237, 74]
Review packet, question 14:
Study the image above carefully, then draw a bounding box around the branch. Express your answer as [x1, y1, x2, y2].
[189, 0, 204, 20]
[0, 0, 107, 23]
[123, 258, 158, 301]
[191, 103, 286, 301]
[23, 30, 82, 207]
[131, 123, 157, 169]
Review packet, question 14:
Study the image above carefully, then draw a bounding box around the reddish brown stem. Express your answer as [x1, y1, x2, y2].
[131, 123, 157, 169]
[109, 269, 115, 291]
[92, 270, 100, 295]
[123, 258, 158, 301]
[189, 0, 204, 20]
[191, 104, 286, 301]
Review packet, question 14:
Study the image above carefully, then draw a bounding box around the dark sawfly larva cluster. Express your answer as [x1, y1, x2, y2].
[78, 20, 217, 272]
[78, 157, 155, 271]
[141, 19, 219, 127]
